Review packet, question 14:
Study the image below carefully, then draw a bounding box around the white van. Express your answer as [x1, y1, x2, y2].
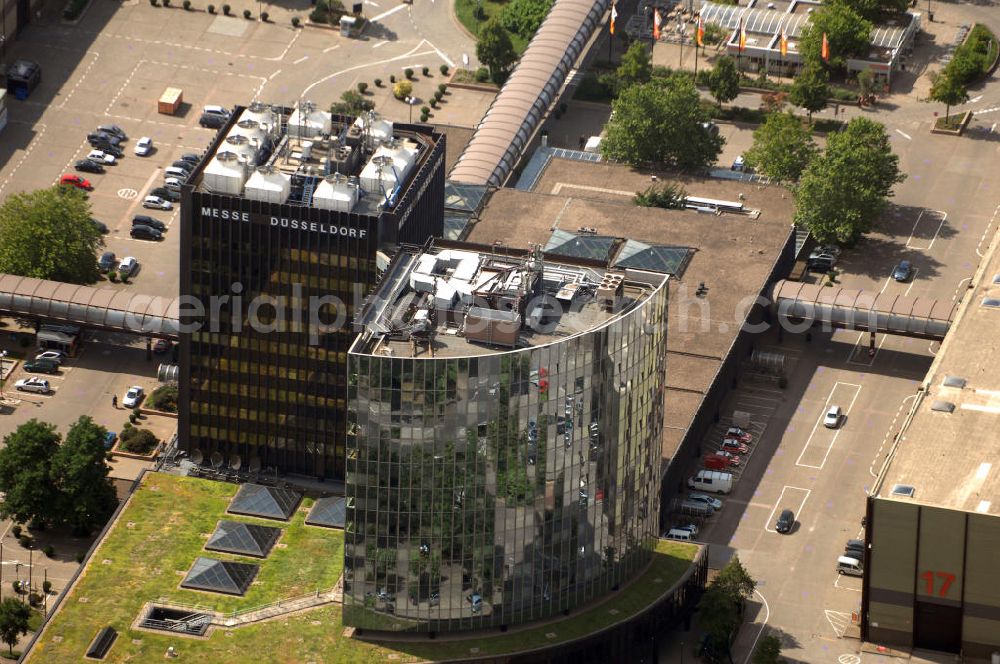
[837, 556, 864, 577]
[664, 528, 694, 542]
[203, 104, 230, 117]
[687, 470, 733, 494]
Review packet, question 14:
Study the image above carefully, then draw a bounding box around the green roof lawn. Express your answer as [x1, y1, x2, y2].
[29, 474, 697, 663]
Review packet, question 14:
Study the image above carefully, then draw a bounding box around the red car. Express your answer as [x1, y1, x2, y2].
[720, 439, 749, 454]
[60, 174, 92, 190]
[725, 426, 753, 443]
[713, 450, 742, 466]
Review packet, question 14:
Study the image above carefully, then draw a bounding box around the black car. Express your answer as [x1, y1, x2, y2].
[75, 159, 105, 174]
[179, 153, 201, 164]
[23, 359, 59, 374]
[132, 215, 166, 232]
[98, 251, 116, 271]
[89, 140, 123, 157]
[170, 160, 194, 172]
[199, 113, 227, 129]
[775, 509, 795, 534]
[149, 186, 181, 202]
[90, 218, 109, 234]
[96, 124, 127, 140]
[130, 224, 162, 241]
[87, 131, 121, 146]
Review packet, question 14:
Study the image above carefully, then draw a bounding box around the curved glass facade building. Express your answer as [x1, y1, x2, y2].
[344, 245, 668, 632]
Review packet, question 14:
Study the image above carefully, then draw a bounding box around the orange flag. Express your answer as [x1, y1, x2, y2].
[779, 29, 787, 56]
[697, 16, 704, 46]
[610, 1, 617, 35]
[738, 18, 746, 51]
[821, 32, 830, 62]
[653, 8, 662, 41]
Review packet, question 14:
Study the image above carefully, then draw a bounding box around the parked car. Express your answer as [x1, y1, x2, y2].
[90, 218, 109, 234]
[672, 523, 699, 537]
[713, 450, 742, 466]
[87, 149, 116, 165]
[199, 112, 227, 129]
[807, 252, 837, 273]
[98, 251, 116, 271]
[776, 509, 795, 534]
[687, 492, 723, 510]
[142, 195, 172, 211]
[153, 339, 172, 354]
[893, 260, 913, 282]
[103, 431, 118, 450]
[130, 225, 162, 241]
[134, 136, 153, 156]
[163, 177, 183, 193]
[97, 124, 127, 140]
[34, 349, 66, 360]
[87, 131, 121, 146]
[122, 385, 144, 408]
[59, 174, 92, 190]
[89, 140, 123, 157]
[725, 426, 752, 443]
[23, 359, 59, 374]
[179, 152, 201, 163]
[731, 154, 746, 172]
[170, 160, 194, 173]
[118, 256, 138, 277]
[132, 215, 166, 231]
[14, 377, 51, 394]
[824, 405, 843, 429]
[34, 351, 64, 364]
[720, 439, 749, 454]
[75, 159, 105, 174]
[149, 186, 180, 202]
[203, 104, 230, 117]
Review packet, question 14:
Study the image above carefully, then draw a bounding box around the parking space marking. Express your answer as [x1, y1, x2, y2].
[57, 50, 100, 110]
[846, 331, 888, 366]
[977, 204, 1000, 258]
[0, 123, 47, 197]
[795, 382, 862, 470]
[834, 575, 862, 592]
[763, 485, 811, 533]
[101, 28, 300, 62]
[905, 209, 947, 252]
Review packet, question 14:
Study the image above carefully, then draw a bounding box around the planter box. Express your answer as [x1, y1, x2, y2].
[931, 111, 972, 136]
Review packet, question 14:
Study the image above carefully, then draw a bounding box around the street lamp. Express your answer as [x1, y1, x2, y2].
[0, 350, 7, 398]
[405, 96, 415, 123]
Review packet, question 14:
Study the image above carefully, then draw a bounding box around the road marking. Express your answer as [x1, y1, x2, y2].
[763, 486, 811, 533]
[293, 55, 310, 64]
[268, 69, 283, 81]
[895, 129, 912, 140]
[905, 209, 947, 252]
[825, 610, 852, 637]
[869, 393, 918, 478]
[371, 3, 407, 20]
[796, 382, 862, 469]
[991, 123, 997, 133]
[550, 182, 633, 197]
[970, 94, 983, 103]
[57, 50, 100, 110]
[299, 41, 439, 99]
[0, 122, 46, 197]
[833, 575, 862, 592]
[118, 188, 139, 200]
[977, 204, 1000, 258]
[741, 589, 771, 664]
[372, 40, 389, 48]
[323, 44, 342, 53]
[846, 330, 888, 365]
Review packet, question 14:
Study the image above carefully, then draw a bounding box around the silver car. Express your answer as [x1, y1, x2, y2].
[15, 377, 51, 394]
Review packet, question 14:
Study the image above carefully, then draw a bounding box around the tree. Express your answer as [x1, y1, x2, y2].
[799, 3, 873, 71]
[330, 90, 374, 116]
[0, 598, 30, 655]
[499, 0, 553, 42]
[709, 56, 740, 107]
[697, 585, 740, 659]
[857, 69, 877, 103]
[0, 187, 101, 284]
[789, 62, 829, 121]
[835, 0, 907, 22]
[794, 117, 905, 244]
[752, 634, 783, 664]
[616, 41, 652, 91]
[634, 182, 687, 209]
[601, 76, 724, 172]
[743, 111, 817, 183]
[715, 555, 757, 608]
[0, 420, 60, 527]
[929, 71, 969, 120]
[52, 417, 119, 535]
[476, 18, 517, 84]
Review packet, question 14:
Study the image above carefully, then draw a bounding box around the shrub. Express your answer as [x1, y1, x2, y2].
[120, 427, 158, 455]
[162, 0, 170, 6]
[207, 2, 214, 11]
[390, 74, 396, 83]
[29, 592, 42, 607]
[433, 90, 443, 101]
[420, 112, 430, 122]
[10, 525, 21, 539]
[291, 15, 300, 26]
[129, 413, 138, 424]
[309, 7, 325, 21]
[147, 384, 178, 413]
[331, 90, 374, 115]
[222, 2, 230, 13]
[374, 78, 382, 87]
[437, 83, 447, 94]
[422, 66, 430, 76]
[243, 8, 251, 18]
[357, 81, 368, 94]
[420, 105, 430, 115]
[499, 0, 553, 41]
[149, 0, 157, 5]
[404, 68, 414, 80]
[18, 535, 30, 548]
[430, 99, 438, 108]
[11, 582, 19, 595]
[43, 545, 54, 558]
[260, 10, 269, 21]
[183, 0, 191, 8]
[475, 67, 489, 83]
[440, 64, 449, 75]
[393, 80, 413, 100]
[42, 581, 52, 594]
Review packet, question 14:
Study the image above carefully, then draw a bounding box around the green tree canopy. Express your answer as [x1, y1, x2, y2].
[794, 117, 905, 244]
[929, 71, 969, 119]
[834, 0, 907, 23]
[697, 585, 741, 657]
[330, 90, 374, 116]
[799, 2, 873, 71]
[0, 598, 30, 655]
[752, 634, 783, 664]
[499, 0, 553, 41]
[715, 554, 757, 605]
[52, 416, 118, 535]
[476, 18, 518, 83]
[0, 186, 101, 284]
[617, 41, 652, 91]
[744, 111, 817, 183]
[789, 62, 829, 120]
[0, 420, 60, 527]
[709, 56, 741, 106]
[601, 76, 724, 172]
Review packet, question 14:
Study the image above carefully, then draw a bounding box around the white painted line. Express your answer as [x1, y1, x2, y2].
[960, 403, 1000, 414]
[970, 95, 983, 103]
[323, 44, 342, 53]
[991, 123, 997, 134]
[268, 69, 283, 81]
[825, 610, 852, 637]
[795, 383, 862, 470]
[742, 589, 771, 664]
[370, 3, 407, 21]
[763, 485, 811, 533]
[846, 331, 887, 365]
[895, 129, 912, 140]
[293, 56, 310, 64]
[833, 576, 862, 592]
[425, 39, 456, 69]
[905, 209, 947, 252]
[977, 500, 991, 513]
[372, 40, 389, 49]
[298, 42, 437, 99]
[869, 393, 918, 478]
[903, 267, 920, 296]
